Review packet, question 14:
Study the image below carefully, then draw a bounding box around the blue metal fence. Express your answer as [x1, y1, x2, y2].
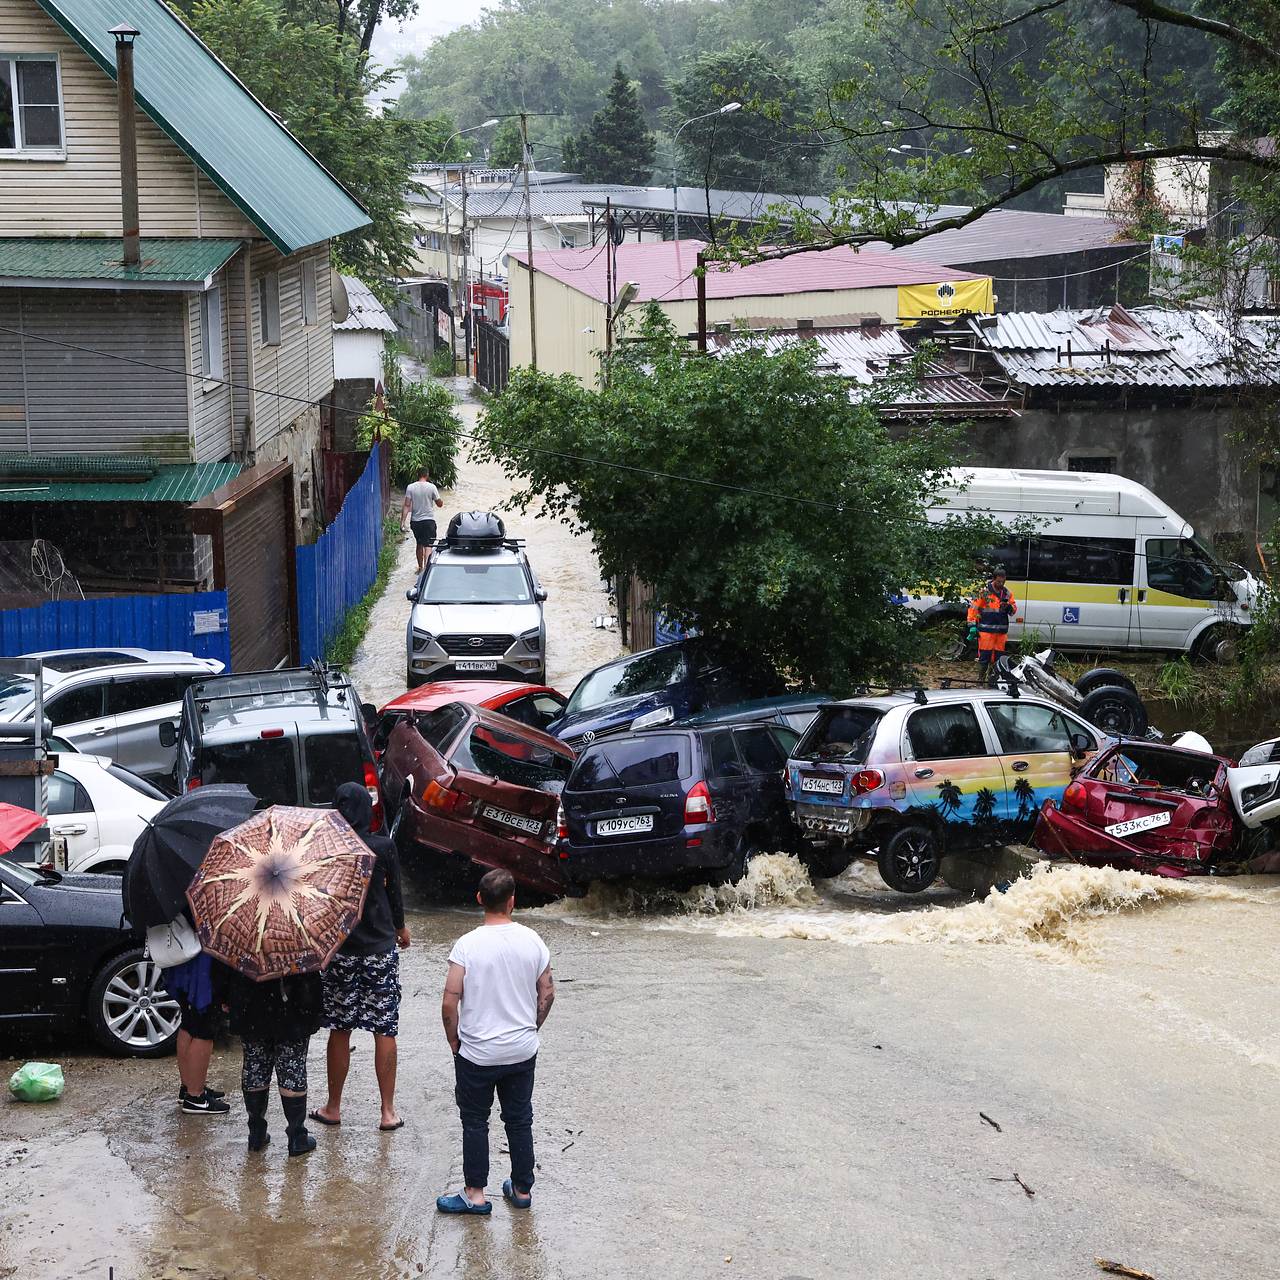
[0, 590, 232, 668]
[296, 443, 386, 663]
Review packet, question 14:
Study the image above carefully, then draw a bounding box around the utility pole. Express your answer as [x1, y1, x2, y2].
[460, 164, 472, 377]
[520, 111, 537, 370]
[440, 168, 456, 366]
[696, 250, 708, 353]
[604, 200, 614, 362]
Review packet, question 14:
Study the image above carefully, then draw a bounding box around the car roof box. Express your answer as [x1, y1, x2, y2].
[445, 510, 506, 552]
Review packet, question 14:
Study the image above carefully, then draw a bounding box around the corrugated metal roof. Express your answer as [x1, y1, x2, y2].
[511, 240, 985, 304]
[0, 461, 241, 503]
[0, 236, 241, 286]
[335, 275, 396, 333]
[969, 304, 1280, 387]
[874, 209, 1142, 265]
[37, 0, 370, 255]
[410, 183, 653, 220]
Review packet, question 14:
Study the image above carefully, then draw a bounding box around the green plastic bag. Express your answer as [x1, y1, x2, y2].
[8, 1061, 64, 1102]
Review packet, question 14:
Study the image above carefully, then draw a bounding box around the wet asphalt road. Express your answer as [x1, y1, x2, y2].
[4, 865, 1279, 1280]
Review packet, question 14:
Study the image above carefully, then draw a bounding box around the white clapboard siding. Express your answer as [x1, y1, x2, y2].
[0, 0, 257, 239]
[187, 265, 234, 463]
[17, 288, 191, 460]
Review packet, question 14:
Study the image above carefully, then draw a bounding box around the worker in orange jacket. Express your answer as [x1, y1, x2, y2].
[967, 567, 1017, 686]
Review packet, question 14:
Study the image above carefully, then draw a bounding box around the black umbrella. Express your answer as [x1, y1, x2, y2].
[122, 784, 258, 929]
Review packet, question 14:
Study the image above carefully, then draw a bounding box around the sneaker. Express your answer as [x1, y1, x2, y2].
[181, 1089, 231, 1116]
[178, 1085, 226, 1104]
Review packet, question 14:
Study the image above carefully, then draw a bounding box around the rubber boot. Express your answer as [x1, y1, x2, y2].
[281, 1094, 316, 1157]
[244, 1088, 270, 1152]
[975, 659, 988, 688]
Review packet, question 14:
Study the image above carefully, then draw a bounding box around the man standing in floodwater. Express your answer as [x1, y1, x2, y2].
[401, 465, 444, 573]
[437, 868, 555, 1216]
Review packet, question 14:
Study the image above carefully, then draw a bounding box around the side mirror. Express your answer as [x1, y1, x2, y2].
[360, 702, 377, 724]
[405, 588, 418, 602]
[1070, 732, 1091, 757]
[158, 721, 178, 749]
[535, 588, 548, 603]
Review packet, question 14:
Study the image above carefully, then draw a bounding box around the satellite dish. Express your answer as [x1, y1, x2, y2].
[330, 270, 350, 323]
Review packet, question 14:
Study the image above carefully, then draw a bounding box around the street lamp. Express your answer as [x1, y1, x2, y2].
[671, 102, 741, 243]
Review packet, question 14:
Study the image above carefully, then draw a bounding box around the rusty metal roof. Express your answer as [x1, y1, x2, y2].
[969, 304, 1280, 388]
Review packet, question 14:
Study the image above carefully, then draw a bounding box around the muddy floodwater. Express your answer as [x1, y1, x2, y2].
[4, 857, 1279, 1280]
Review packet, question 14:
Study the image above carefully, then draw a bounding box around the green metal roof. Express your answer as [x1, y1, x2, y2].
[36, 0, 371, 256]
[0, 237, 242, 287]
[0, 460, 242, 503]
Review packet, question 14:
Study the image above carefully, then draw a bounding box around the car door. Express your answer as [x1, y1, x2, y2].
[46, 769, 100, 872]
[979, 699, 1079, 839]
[703, 729, 751, 835]
[1136, 537, 1230, 651]
[0, 873, 49, 1018]
[902, 702, 1008, 847]
[107, 673, 191, 778]
[731, 725, 793, 839]
[44, 680, 114, 758]
[1021, 532, 1137, 649]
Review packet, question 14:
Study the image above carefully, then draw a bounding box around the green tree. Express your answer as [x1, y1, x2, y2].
[563, 64, 657, 183]
[489, 119, 525, 168]
[476, 307, 1000, 691]
[186, 0, 438, 278]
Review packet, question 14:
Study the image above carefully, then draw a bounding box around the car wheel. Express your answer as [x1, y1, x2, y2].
[1073, 667, 1139, 699]
[877, 826, 941, 893]
[1192, 624, 1241, 665]
[711, 838, 761, 886]
[800, 847, 856, 879]
[1078, 684, 1148, 737]
[87, 948, 181, 1058]
[406, 668, 423, 689]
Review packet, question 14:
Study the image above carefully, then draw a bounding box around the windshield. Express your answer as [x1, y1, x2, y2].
[794, 705, 884, 763]
[422, 561, 531, 604]
[566, 648, 689, 715]
[0, 673, 36, 722]
[1189, 533, 1244, 581]
[0, 857, 43, 888]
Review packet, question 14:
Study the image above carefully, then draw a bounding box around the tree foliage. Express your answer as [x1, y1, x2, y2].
[356, 355, 462, 488]
[563, 65, 657, 184]
[476, 307, 996, 690]
[489, 119, 526, 168]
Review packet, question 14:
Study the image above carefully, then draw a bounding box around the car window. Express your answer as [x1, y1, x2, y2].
[412, 703, 470, 753]
[458, 723, 572, 788]
[1027, 535, 1135, 585]
[48, 770, 92, 814]
[200, 739, 298, 806]
[46, 682, 106, 726]
[984, 702, 1073, 755]
[570, 735, 691, 791]
[303, 733, 366, 806]
[770, 726, 800, 757]
[1146, 538, 1220, 599]
[421, 561, 532, 604]
[735, 726, 786, 772]
[795, 706, 883, 763]
[565, 648, 690, 714]
[502, 694, 565, 731]
[108, 674, 190, 716]
[0, 672, 37, 721]
[906, 705, 988, 760]
[106, 764, 169, 801]
[704, 730, 740, 778]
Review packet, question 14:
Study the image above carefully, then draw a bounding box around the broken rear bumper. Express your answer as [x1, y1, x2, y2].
[1033, 801, 1222, 875]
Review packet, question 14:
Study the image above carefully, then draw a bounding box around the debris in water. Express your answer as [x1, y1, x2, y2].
[872, 1044, 883, 1050]
[561, 1140, 575, 1153]
[979, 1112, 1002, 1132]
[990, 1172, 1035, 1197]
[1095, 1261, 1155, 1279]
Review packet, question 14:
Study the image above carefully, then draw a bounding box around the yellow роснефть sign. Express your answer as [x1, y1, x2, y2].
[898, 278, 993, 323]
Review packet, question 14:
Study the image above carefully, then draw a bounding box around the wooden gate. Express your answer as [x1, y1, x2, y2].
[190, 461, 297, 671]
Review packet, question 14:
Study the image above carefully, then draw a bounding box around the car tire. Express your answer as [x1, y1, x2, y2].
[1191, 624, 1241, 665]
[877, 825, 941, 894]
[1078, 684, 1148, 737]
[1073, 667, 1139, 699]
[801, 847, 856, 879]
[712, 838, 761, 886]
[406, 668, 423, 689]
[87, 947, 181, 1058]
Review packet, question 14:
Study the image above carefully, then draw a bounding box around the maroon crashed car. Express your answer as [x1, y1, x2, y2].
[381, 701, 575, 896]
[1034, 740, 1239, 876]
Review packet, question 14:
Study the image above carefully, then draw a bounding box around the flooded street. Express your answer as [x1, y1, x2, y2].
[5, 858, 1280, 1279]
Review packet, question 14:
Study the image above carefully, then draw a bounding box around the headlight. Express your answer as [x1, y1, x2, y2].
[520, 628, 541, 654]
[630, 705, 675, 731]
[412, 628, 433, 653]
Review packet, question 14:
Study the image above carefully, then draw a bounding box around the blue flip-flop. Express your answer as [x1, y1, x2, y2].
[436, 1192, 492, 1215]
[502, 1179, 532, 1209]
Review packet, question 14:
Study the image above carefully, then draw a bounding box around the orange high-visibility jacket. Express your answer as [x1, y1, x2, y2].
[968, 583, 1017, 651]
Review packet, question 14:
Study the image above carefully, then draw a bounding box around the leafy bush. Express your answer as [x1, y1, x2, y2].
[356, 364, 462, 490]
[429, 346, 456, 379]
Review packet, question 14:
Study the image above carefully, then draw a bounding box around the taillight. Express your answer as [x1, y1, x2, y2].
[186, 776, 202, 791]
[260, 728, 284, 739]
[365, 761, 383, 831]
[852, 769, 884, 796]
[685, 781, 715, 825]
[556, 800, 567, 841]
[1062, 782, 1087, 812]
[422, 777, 473, 815]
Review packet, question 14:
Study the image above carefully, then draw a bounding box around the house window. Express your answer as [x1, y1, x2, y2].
[0, 55, 64, 155]
[200, 286, 224, 381]
[1067, 455, 1117, 474]
[301, 259, 318, 327]
[256, 272, 280, 346]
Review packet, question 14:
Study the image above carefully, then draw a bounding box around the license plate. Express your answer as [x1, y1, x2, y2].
[800, 775, 844, 795]
[456, 660, 498, 672]
[1105, 810, 1172, 838]
[481, 804, 544, 836]
[596, 814, 654, 836]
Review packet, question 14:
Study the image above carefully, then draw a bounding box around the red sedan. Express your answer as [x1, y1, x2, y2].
[372, 681, 567, 755]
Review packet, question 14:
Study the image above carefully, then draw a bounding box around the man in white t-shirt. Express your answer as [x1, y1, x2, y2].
[437, 868, 555, 1216]
[401, 466, 444, 572]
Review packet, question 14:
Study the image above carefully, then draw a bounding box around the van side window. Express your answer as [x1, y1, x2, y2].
[906, 705, 988, 760]
[981, 536, 1029, 578]
[1146, 539, 1218, 599]
[1027, 536, 1134, 585]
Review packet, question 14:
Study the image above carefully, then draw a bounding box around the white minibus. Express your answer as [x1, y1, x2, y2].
[916, 468, 1261, 660]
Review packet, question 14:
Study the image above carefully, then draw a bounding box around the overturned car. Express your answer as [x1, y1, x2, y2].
[1034, 738, 1280, 876]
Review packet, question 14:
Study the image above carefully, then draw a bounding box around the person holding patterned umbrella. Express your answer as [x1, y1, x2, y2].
[187, 805, 375, 1157]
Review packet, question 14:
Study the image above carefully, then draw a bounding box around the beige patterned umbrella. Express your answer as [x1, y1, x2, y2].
[186, 806, 375, 981]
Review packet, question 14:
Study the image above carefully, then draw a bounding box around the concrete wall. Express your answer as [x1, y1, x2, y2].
[251, 401, 321, 541]
[331, 378, 374, 451]
[958, 398, 1261, 560]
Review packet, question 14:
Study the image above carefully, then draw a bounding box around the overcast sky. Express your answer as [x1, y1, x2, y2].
[372, 3, 492, 66]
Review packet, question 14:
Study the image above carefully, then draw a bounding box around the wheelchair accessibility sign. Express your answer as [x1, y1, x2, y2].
[1061, 607, 1080, 624]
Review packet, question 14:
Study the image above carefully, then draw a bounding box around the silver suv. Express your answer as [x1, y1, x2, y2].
[404, 520, 546, 687]
[0, 648, 224, 783]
